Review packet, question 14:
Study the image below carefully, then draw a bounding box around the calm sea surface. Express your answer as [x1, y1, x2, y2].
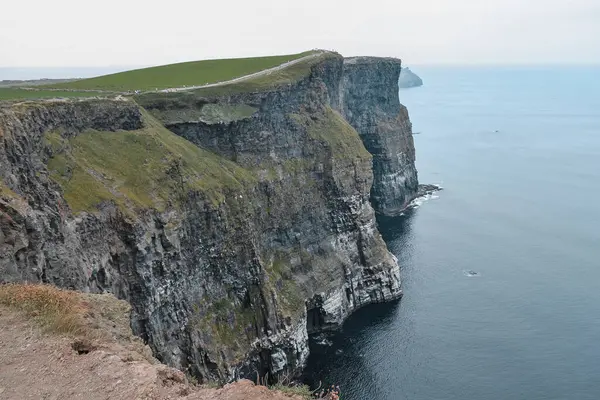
[305, 66, 600, 400]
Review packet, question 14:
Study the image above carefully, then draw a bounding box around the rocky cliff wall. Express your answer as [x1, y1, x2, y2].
[341, 57, 419, 215]
[0, 52, 417, 383]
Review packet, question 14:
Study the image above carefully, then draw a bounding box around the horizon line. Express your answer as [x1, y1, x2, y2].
[1, 62, 599, 81]
[2, 61, 600, 70]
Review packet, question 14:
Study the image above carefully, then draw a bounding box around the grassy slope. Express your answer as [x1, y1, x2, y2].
[189, 52, 338, 97]
[0, 88, 104, 101]
[135, 51, 338, 123]
[1, 50, 333, 101]
[291, 106, 372, 161]
[46, 110, 255, 213]
[47, 51, 316, 92]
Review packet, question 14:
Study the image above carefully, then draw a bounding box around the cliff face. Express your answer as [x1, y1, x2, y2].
[341, 58, 419, 215]
[398, 67, 424, 88]
[0, 52, 417, 382]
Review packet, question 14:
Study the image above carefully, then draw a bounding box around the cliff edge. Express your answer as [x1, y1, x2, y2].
[0, 284, 310, 399]
[342, 58, 419, 215]
[0, 51, 419, 383]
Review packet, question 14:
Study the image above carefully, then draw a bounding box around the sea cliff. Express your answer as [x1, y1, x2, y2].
[0, 52, 419, 382]
[398, 67, 423, 88]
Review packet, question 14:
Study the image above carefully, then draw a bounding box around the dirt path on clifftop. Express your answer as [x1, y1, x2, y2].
[11, 52, 325, 97]
[158, 51, 324, 93]
[0, 307, 305, 400]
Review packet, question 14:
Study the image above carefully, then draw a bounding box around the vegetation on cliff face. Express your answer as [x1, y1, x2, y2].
[149, 102, 258, 125]
[290, 106, 372, 162]
[42, 96, 365, 216]
[264, 252, 307, 318]
[45, 51, 317, 92]
[190, 296, 258, 364]
[46, 110, 255, 213]
[0, 180, 21, 201]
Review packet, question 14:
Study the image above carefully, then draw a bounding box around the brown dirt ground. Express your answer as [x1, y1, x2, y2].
[0, 295, 305, 400]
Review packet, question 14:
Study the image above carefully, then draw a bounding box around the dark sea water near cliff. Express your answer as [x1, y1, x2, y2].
[304, 66, 600, 400]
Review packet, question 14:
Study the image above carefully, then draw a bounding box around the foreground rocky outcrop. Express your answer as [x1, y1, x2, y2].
[0, 285, 309, 400]
[0, 51, 419, 383]
[398, 67, 423, 88]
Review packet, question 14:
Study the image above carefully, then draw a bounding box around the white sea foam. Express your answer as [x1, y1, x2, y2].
[406, 184, 444, 210]
[408, 193, 437, 208]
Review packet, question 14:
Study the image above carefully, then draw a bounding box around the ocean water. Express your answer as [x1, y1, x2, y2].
[305, 66, 600, 400]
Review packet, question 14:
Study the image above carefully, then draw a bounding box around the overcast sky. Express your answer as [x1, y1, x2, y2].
[1, 0, 599, 69]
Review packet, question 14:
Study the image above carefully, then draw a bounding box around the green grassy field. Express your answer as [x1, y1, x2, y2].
[46, 51, 317, 92]
[0, 50, 330, 101]
[0, 88, 103, 101]
[135, 51, 338, 105]
[189, 51, 337, 96]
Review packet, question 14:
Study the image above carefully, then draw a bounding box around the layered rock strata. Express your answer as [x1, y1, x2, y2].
[0, 52, 418, 382]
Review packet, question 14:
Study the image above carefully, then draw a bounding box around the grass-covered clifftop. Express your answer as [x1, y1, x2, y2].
[0, 50, 335, 101]
[188, 52, 338, 96]
[0, 88, 112, 100]
[46, 51, 317, 92]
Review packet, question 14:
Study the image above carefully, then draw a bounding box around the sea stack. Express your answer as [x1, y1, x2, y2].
[398, 67, 423, 88]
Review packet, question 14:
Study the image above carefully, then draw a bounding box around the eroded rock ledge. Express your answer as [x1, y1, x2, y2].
[0, 52, 419, 382]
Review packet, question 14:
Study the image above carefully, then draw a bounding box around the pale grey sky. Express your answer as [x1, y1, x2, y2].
[1, 0, 599, 68]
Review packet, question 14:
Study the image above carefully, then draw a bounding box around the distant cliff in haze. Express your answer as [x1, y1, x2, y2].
[398, 67, 423, 88]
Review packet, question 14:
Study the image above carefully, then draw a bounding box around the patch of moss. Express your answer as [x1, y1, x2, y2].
[190, 297, 257, 361]
[145, 102, 257, 125]
[290, 106, 371, 162]
[198, 104, 257, 124]
[43, 130, 68, 153]
[214, 308, 255, 351]
[46, 109, 256, 214]
[0, 181, 18, 200]
[0, 178, 29, 210]
[270, 383, 313, 399]
[49, 162, 118, 213]
[254, 158, 318, 184]
[145, 108, 208, 125]
[264, 252, 306, 318]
